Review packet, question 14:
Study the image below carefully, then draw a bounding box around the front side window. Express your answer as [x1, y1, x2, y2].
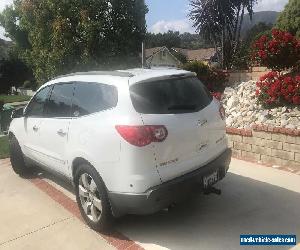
[45, 83, 74, 118]
[25, 86, 51, 117]
[72, 82, 118, 117]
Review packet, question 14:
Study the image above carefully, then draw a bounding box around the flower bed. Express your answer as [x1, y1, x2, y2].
[222, 80, 300, 129]
[256, 71, 300, 107]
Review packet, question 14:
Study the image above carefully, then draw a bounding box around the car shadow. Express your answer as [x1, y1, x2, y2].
[24, 167, 300, 250]
[23, 165, 75, 195]
[116, 173, 300, 250]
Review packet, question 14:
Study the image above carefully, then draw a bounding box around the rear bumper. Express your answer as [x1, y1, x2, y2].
[108, 148, 232, 217]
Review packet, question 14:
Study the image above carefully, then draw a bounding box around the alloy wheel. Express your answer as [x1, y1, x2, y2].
[78, 173, 102, 222]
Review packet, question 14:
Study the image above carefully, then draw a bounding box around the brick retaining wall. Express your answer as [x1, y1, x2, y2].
[226, 67, 269, 84]
[226, 125, 300, 172]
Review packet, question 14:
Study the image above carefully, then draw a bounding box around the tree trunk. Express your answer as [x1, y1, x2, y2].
[235, 4, 245, 54]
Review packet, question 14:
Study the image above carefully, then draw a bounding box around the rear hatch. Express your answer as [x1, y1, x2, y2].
[129, 75, 227, 182]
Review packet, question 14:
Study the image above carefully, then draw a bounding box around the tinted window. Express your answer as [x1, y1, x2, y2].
[130, 77, 212, 114]
[25, 86, 51, 117]
[45, 83, 74, 118]
[72, 82, 118, 117]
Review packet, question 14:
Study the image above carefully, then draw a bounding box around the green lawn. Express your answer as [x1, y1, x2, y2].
[0, 95, 31, 104]
[0, 136, 9, 159]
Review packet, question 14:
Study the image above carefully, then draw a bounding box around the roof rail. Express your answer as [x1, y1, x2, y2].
[52, 71, 134, 80]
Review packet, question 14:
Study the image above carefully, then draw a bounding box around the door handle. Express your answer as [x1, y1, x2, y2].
[57, 129, 67, 137]
[33, 125, 39, 132]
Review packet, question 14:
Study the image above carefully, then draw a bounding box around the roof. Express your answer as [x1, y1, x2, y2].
[172, 48, 217, 61]
[145, 47, 164, 58]
[145, 47, 217, 62]
[41, 69, 195, 90]
[52, 71, 134, 80]
[145, 46, 182, 66]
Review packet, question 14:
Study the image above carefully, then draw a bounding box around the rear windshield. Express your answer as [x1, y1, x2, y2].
[130, 76, 213, 114]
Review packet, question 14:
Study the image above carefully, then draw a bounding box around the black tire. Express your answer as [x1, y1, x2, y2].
[74, 163, 114, 232]
[9, 135, 29, 176]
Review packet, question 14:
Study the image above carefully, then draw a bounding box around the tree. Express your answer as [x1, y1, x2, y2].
[251, 29, 300, 71]
[232, 22, 273, 69]
[179, 32, 212, 49]
[146, 31, 181, 49]
[0, 0, 148, 84]
[244, 22, 273, 45]
[0, 56, 34, 94]
[277, 0, 300, 38]
[182, 61, 228, 93]
[189, 0, 257, 69]
[145, 31, 213, 49]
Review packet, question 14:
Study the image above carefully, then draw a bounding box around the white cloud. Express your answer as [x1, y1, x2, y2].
[149, 19, 196, 34]
[254, 0, 289, 12]
[0, 0, 13, 11]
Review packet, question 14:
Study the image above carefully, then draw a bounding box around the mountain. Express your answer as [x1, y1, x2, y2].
[241, 11, 280, 37]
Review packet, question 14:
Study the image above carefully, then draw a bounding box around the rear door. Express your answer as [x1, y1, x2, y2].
[130, 76, 227, 182]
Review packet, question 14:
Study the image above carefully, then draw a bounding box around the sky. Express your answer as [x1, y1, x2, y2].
[0, 0, 290, 40]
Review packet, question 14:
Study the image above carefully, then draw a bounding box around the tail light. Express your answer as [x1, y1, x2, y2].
[115, 125, 168, 147]
[219, 106, 225, 120]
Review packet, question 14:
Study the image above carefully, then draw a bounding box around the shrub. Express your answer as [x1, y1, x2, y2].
[182, 61, 228, 93]
[256, 71, 300, 107]
[23, 80, 37, 90]
[251, 29, 300, 71]
[211, 92, 222, 101]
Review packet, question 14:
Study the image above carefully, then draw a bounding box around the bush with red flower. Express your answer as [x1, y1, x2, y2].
[256, 71, 300, 107]
[252, 29, 300, 71]
[182, 61, 229, 99]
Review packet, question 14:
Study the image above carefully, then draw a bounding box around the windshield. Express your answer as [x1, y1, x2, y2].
[130, 76, 213, 114]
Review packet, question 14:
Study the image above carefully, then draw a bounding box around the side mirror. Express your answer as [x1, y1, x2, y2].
[11, 107, 25, 119]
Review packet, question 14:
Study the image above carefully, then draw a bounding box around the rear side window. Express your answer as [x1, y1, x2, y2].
[72, 82, 118, 117]
[45, 83, 74, 118]
[130, 77, 212, 114]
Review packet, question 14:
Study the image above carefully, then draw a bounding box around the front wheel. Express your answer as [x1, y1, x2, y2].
[9, 135, 29, 176]
[74, 164, 114, 232]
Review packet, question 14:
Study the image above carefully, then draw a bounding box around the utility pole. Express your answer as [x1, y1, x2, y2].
[142, 42, 145, 68]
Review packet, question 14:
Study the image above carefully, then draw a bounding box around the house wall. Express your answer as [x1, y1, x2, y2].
[147, 50, 180, 68]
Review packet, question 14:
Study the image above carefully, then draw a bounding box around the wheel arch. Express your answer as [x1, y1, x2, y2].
[72, 157, 92, 180]
[8, 131, 15, 139]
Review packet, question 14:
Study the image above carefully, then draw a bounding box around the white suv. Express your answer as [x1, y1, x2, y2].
[9, 69, 231, 231]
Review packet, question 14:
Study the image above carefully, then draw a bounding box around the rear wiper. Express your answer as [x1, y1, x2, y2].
[167, 104, 197, 110]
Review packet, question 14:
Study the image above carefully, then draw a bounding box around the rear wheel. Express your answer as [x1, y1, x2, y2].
[74, 163, 114, 232]
[9, 135, 29, 176]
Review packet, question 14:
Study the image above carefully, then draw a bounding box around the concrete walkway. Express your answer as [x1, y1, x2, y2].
[0, 159, 115, 250]
[0, 157, 299, 250]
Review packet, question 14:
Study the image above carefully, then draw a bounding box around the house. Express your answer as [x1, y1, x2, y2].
[172, 47, 218, 65]
[145, 46, 182, 68]
[145, 46, 218, 68]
